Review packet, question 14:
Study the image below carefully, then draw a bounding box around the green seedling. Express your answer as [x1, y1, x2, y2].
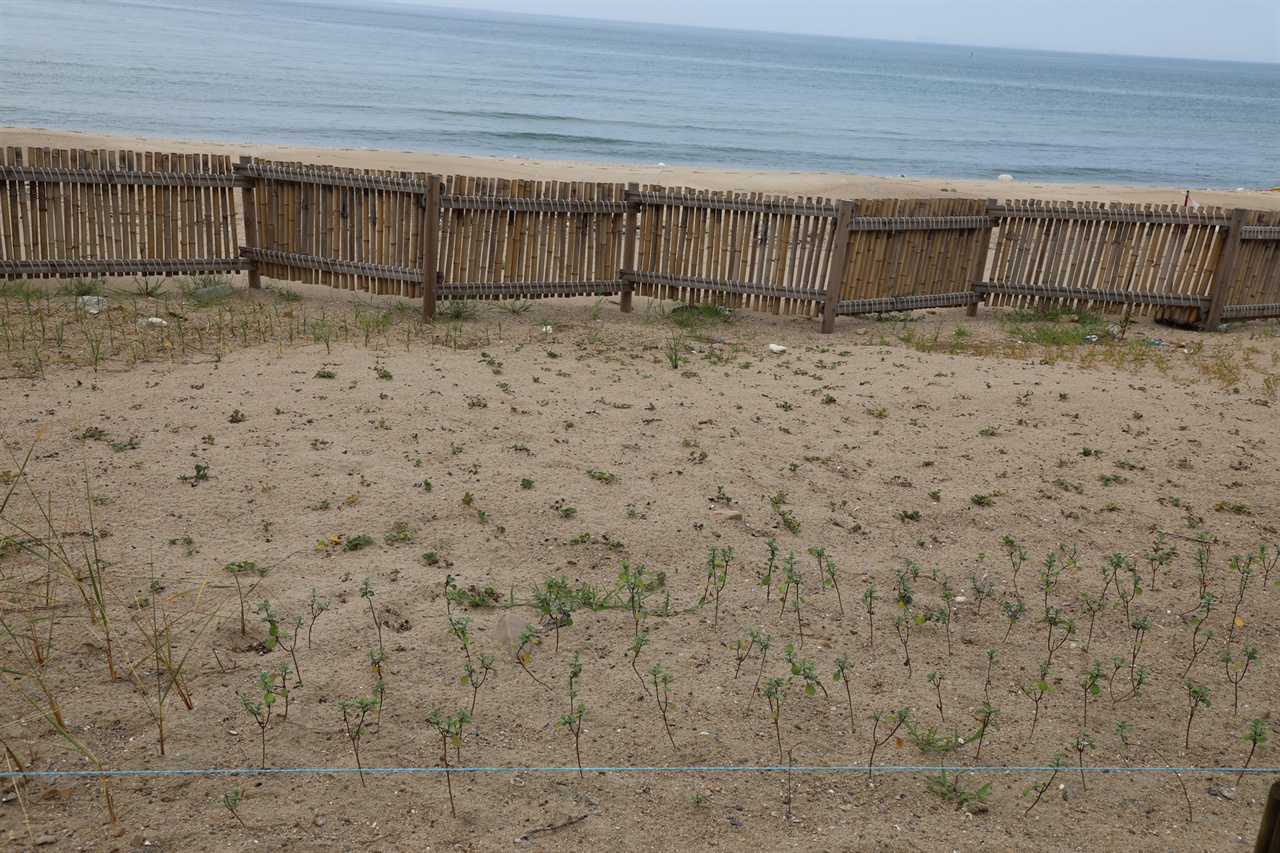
[759, 538, 779, 604]
[761, 676, 787, 764]
[555, 652, 587, 778]
[515, 624, 552, 691]
[1073, 729, 1096, 792]
[179, 463, 210, 483]
[1221, 646, 1259, 715]
[427, 707, 472, 817]
[367, 648, 388, 711]
[628, 631, 651, 694]
[1002, 534, 1027, 595]
[649, 664, 678, 749]
[785, 645, 828, 699]
[927, 670, 947, 721]
[223, 561, 269, 636]
[968, 574, 995, 617]
[1184, 681, 1211, 748]
[926, 768, 991, 809]
[861, 584, 879, 647]
[221, 788, 247, 828]
[867, 708, 911, 783]
[1020, 661, 1053, 738]
[1142, 531, 1176, 590]
[1001, 597, 1027, 642]
[359, 577, 384, 651]
[1181, 592, 1218, 677]
[701, 545, 733, 627]
[448, 614, 473, 664]
[744, 628, 774, 712]
[461, 651, 497, 715]
[229, 409, 247, 423]
[973, 702, 1000, 760]
[810, 546, 844, 615]
[306, 588, 331, 649]
[1023, 753, 1067, 815]
[983, 649, 1000, 700]
[1078, 659, 1108, 729]
[339, 696, 378, 787]
[833, 652, 856, 734]
[1238, 719, 1269, 784]
[1039, 606, 1075, 665]
[240, 672, 279, 769]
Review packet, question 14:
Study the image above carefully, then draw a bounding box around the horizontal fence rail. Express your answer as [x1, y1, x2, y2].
[2, 147, 1278, 331]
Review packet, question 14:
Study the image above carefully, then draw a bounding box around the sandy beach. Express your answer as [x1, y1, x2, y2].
[6, 125, 1280, 212]
[1, 126, 1279, 852]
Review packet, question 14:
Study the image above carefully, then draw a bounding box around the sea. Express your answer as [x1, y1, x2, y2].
[2, 0, 1277, 189]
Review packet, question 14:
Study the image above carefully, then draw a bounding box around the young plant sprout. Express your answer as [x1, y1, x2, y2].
[927, 670, 947, 721]
[809, 546, 844, 615]
[760, 538, 779, 604]
[1020, 661, 1053, 738]
[649, 664, 678, 749]
[515, 624, 552, 691]
[448, 614, 473, 664]
[833, 653, 856, 734]
[983, 649, 1000, 700]
[1181, 592, 1218, 677]
[973, 702, 1000, 760]
[1184, 681, 1211, 748]
[891, 615, 912, 676]
[784, 645, 828, 699]
[240, 673, 277, 769]
[461, 651, 497, 715]
[968, 574, 995, 617]
[627, 631, 651, 694]
[1023, 753, 1067, 815]
[1078, 659, 1108, 729]
[748, 628, 774, 710]
[861, 584, 879, 647]
[1238, 718, 1269, 784]
[867, 707, 911, 784]
[224, 560, 270, 635]
[359, 577, 384, 651]
[306, 587, 332, 649]
[701, 546, 733, 627]
[221, 788, 247, 828]
[1002, 534, 1028, 596]
[1073, 729, 1096, 792]
[1001, 597, 1027, 642]
[555, 652, 586, 778]
[1039, 606, 1075, 665]
[1221, 646, 1259, 715]
[761, 676, 787, 764]
[339, 695, 378, 787]
[427, 707, 472, 817]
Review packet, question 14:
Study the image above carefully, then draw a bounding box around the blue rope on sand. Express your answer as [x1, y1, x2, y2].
[1, 764, 1275, 779]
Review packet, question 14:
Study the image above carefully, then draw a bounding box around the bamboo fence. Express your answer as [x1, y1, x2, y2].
[0, 146, 240, 279]
[2, 147, 1278, 331]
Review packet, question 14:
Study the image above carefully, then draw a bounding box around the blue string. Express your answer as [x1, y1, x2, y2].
[2, 764, 1275, 779]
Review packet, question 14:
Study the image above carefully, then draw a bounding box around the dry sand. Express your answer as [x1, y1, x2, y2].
[0, 129, 1278, 852]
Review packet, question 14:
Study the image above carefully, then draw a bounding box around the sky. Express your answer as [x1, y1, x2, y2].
[412, 0, 1280, 63]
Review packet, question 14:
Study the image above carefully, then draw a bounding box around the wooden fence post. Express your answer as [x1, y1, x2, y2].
[820, 200, 854, 334]
[1203, 207, 1246, 332]
[422, 174, 441, 321]
[967, 198, 998, 317]
[620, 182, 639, 314]
[237, 156, 261, 289]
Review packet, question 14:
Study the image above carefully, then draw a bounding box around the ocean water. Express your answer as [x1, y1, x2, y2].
[2, 0, 1277, 188]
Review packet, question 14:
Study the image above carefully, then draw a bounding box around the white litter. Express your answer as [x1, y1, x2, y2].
[998, 174, 1014, 181]
[768, 344, 787, 353]
[138, 317, 168, 327]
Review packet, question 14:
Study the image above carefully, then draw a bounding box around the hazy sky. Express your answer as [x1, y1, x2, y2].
[413, 0, 1280, 63]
